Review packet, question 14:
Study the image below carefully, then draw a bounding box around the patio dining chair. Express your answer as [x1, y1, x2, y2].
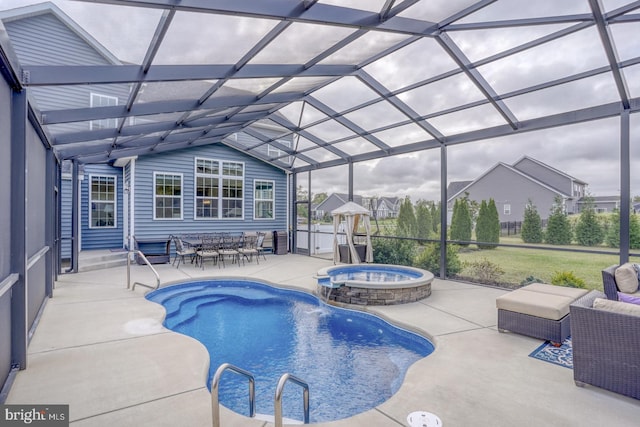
[218, 235, 241, 267]
[172, 235, 197, 267]
[256, 232, 267, 261]
[196, 237, 220, 269]
[238, 234, 259, 264]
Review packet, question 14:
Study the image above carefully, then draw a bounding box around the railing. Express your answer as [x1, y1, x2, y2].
[127, 250, 161, 291]
[211, 363, 255, 427]
[274, 373, 309, 427]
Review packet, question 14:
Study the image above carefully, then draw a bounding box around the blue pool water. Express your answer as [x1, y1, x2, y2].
[328, 265, 422, 283]
[147, 280, 434, 423]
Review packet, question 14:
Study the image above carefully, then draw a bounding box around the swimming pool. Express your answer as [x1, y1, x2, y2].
[147, 280, 434, 423]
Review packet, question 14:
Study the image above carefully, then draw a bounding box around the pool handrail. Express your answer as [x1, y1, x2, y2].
[275, 373, 310, 426]
[127, 250, 161, 291]
[211, 363, 256, 427]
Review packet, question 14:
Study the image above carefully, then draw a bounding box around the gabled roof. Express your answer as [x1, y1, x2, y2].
[0, 2, 121, 65]
[448, 161, 567, 202]
[513, 155, 587, 185]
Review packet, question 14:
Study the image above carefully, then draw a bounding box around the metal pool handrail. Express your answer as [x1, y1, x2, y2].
[127, 250, 161, 291]
[211, 363, 256, 427]
[275, 373, 310, 426]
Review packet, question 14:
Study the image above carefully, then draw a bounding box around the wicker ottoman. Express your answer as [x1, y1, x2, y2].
[496, 283, 589, 345]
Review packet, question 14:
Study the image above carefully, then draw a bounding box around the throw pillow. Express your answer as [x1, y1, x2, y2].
[618, 292, 640, 306]
[614, 263, 639, 294]
[593, 297, 640, 317]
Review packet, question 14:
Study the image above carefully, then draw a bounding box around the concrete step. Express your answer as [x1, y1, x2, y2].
[78, 251, 128, 272]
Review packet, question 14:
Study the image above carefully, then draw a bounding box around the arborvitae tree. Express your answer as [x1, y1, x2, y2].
[415, 200, 432, 240]
[431, 202, 441, 234]
[544, 196, 573, 245]
[574, 196, 604, 246]
[450, 197, 472, 246]
[631, 213, 640, 249]
[605, 209, 620, 248]
[476, 199, 500, 249]
[521, 199, 543, 243]
[396, 196, 417, 237]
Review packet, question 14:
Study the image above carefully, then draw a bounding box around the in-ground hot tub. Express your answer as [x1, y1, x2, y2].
[316, 263, 434, 305]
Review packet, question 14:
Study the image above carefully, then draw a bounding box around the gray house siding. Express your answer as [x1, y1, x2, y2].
[132, 144, 287, 240]
[81, 164, 125, 250]
[512, 157, 573, 195]
[450, 164, 561, 222]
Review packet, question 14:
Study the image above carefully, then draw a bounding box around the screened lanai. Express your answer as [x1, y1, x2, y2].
[1, 0, 639, 398]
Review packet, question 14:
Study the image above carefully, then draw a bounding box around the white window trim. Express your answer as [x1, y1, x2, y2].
[254, 179, 275, 220]
[504, 203, 511, 215]
[193, 157, 245, 220]
[88, 174, 117, 229]
[89, 92, 118, 131]
[153, 171, 183, 220]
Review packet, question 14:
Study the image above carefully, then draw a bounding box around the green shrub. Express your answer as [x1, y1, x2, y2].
[476, 199, 500, 249]
[550, 271, 586, 288]
[450, 198, 472, 246]
[413, 243, 462, 277]
[463, 258, 504, 284]
[372, 237, 417, 266]
[574, 196, 603, 246]
[521, 200, 543, 243]
[545, 196, 573, 245]
[520, 275, 544, 286]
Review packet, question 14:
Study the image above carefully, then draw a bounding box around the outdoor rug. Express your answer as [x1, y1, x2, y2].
[528, 337, 573, 369]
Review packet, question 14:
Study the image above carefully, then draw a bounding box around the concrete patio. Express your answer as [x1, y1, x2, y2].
[5, 253, 639, 426]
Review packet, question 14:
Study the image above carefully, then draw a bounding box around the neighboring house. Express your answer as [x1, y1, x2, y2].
[372, 196, 400, 219]
[447, 156, 588, 222]
[314, 193, 364, 219]
[576, 195, 620, 213]
[313, 193, 400, 219]
[2, 3, 289, 257]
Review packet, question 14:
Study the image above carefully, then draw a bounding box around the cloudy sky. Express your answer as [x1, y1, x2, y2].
[2, 0, 639, 202]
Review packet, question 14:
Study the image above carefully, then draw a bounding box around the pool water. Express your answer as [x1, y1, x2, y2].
[328, 265, 422, 283]
[147, 280, 434, 423]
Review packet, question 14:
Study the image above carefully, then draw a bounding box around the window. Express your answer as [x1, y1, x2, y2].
[90, 93, 118, 130]
[254, 180, 274, 219]
[194, 158, 244, 219]
[90, 175, 116, 228]
[268, 139, 293, 165]
[504, 204, 511, 215]
[154, 172, 182, 219]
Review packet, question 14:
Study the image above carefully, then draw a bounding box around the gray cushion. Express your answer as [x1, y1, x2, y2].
[614, 263, 639, 294]
[593, 297, 640, 318]
[496, 291, 573, 321]
[521, 283, 588, 299]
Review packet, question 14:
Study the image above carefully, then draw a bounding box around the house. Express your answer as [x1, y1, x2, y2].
[1, 3, 290, 258]
[313, 193, 400, 220]
[447, 156, 588, 222]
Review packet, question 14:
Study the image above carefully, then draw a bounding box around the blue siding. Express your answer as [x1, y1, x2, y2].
[81, 164, 124, 250]
[133, 144, 288, 240]
[60, 177, 72, 259]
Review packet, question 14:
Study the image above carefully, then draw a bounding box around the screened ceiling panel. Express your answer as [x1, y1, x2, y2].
[427, 103, 508, 136]
[1, 0, 637, 172]
[363, 38, 458, 92]
[248, 22, 355, 65]
[153, 11, 276, 65]
[330, 138, 380, 156]
[397, 73, 486, 117]
[372, 123, 434, 147]
[503, 74, 621, 121]
[477, 27, 611, 95]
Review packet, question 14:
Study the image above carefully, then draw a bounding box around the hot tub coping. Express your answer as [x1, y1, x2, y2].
[316, 263, 434, 290]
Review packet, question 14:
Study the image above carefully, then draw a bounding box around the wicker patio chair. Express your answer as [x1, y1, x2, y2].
[570, 290, 640, 400]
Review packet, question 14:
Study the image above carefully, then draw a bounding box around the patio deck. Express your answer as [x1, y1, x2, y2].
[5, 253, 639, 426]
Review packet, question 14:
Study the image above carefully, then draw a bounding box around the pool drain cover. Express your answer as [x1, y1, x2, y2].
[407, 411, 442, 427]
